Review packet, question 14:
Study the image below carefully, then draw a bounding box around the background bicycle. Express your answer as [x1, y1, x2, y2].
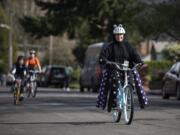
[26, 70, 39, 98]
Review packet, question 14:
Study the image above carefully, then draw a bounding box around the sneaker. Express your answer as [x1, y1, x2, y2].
[66, 87, 70, 92]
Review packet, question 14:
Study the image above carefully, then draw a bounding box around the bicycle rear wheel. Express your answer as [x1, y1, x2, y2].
[112, 108, 121, 123]
[123, 85, 134, 125]
[112, 89, 122, 123]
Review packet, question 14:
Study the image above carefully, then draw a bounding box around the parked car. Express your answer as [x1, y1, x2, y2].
[79, 42, 106, 92]
[162, 62, 180, 100]
[38, 65, 69, 88]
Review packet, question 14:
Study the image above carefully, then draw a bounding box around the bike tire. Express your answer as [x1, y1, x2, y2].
[111, 88, 122, 123]
[123, 85, 134, 125]
[14, 88, 20, 105]
[32, 82, 37, 98]
[26, 88, 31, 98]
[13, 90, 16, 105]
[112, 109, 121, 123]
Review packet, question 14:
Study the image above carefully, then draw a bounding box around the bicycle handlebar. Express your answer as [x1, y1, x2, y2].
[28, 70, 40, 74]
[107, 61, 142, 71]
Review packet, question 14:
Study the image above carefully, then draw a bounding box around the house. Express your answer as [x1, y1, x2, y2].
[138, 33, 178, 61]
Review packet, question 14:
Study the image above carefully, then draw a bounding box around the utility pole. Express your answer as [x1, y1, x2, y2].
[1, 10, 14, 70]
[23, 0, 28, 58]
[49, 35, 53, 65]
[9, 10, 13, 69]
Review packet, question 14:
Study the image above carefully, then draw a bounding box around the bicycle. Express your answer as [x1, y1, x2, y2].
[26, 70, 39, 98]
[110, 61, 142, 125]
[13, 78, 22, 105]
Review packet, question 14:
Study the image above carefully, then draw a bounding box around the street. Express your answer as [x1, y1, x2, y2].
[0, 87, 180, 135]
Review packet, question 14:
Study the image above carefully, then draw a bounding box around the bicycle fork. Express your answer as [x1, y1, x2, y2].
[117, 71, 128, 111]
[117, 89, 127, 112]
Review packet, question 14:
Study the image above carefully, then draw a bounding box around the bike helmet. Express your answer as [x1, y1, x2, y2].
[113, 24, 126, 34]
[30, 50, 36, 54]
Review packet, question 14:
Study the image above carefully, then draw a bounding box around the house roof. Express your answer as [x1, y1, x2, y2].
[151, 41, 170, 53]
[88, 42, 104, 48]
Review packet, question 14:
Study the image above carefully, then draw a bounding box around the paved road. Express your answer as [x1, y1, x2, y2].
[0, 87, 180, 135]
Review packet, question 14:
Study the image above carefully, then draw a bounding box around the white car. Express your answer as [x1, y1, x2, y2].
[79, 42, 106, 92]
[162, 62, 180, 100]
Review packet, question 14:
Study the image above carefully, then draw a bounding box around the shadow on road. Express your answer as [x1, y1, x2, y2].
[134, 118, 166, 122]
[0, 121, 113, 125]
[145, 99, 180, 110]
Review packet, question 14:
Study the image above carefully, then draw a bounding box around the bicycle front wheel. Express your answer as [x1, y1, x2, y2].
[123, 85, 134, 125]
[26, 87, 31, 98]
[13, 88, 20, 105]
[32, 82, 37, 98]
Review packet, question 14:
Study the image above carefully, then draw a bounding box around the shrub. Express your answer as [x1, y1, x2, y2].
[145, 60, 173, 89]
[71, 66, 81, 81]
[145, 60, 172, 81]
[162, 43, 180, 61]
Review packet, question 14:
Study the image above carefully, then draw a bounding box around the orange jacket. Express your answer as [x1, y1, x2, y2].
[26, 57, 40, 69]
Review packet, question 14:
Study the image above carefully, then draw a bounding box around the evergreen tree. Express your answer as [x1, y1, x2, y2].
[19, 0, 180, 63]
[20, 0, 146, 63]
[135, 1, 180, 40]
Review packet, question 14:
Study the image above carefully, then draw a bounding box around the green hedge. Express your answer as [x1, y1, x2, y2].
[145, 60, 173, 81]
[162, 43, 180, 61]
[71, 66, 81, 81]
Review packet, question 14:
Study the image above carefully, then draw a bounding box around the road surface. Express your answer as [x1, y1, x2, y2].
[0, 87, 180, 135]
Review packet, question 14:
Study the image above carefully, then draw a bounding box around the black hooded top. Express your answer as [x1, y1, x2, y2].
[11, 64, 27, 78]
[99, 41, 143, 68]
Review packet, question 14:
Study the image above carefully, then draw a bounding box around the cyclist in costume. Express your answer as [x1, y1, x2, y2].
[96, 24, 148, 112]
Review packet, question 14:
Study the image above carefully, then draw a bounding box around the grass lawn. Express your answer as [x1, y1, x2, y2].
[69, 81, 80, 89]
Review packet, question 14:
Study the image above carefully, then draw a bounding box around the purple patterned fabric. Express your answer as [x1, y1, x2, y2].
[96, 69, 148, 110]
[96, 69, 109, 109]
[133, 70, 148, 105]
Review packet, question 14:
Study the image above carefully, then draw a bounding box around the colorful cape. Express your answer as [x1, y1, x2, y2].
[96, 69, 148, 110]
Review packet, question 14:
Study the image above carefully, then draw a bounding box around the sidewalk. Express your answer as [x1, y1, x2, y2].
[0, 86, 10, 92]
[0, 86, 162, 95]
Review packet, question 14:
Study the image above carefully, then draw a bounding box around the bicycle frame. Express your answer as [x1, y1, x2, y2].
[111, 62, 141, 124]
[117, 69, 130, 110]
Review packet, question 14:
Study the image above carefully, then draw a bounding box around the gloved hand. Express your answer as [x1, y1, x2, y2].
[139, 63, 148, 71]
